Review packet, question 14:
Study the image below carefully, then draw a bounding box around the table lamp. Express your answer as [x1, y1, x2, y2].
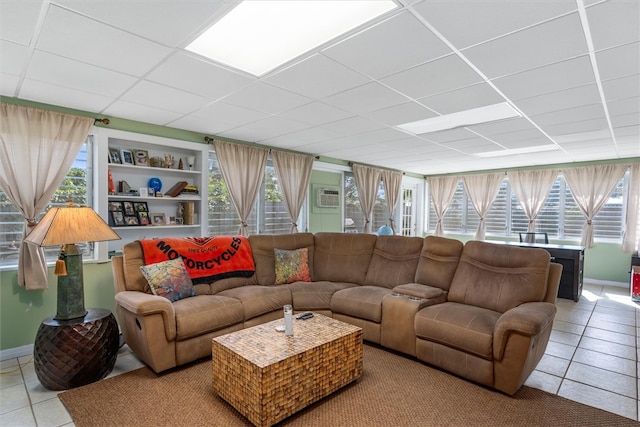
[25, 203, 120, 320]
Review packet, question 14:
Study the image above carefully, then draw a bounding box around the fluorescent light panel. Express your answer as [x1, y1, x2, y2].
[186, 0, 397, 76]
[397, 102, 522, 135]
[475, 144, 560, 158]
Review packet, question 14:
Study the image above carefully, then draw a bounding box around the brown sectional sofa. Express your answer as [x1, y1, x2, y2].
[111, 232, 562, 395]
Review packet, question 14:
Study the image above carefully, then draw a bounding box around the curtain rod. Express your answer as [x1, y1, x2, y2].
[94, 118, 110, 125]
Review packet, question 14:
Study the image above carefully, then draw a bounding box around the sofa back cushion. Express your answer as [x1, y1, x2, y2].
[313, 232, 377, 284]
[448, 241, 550, 313]
[414, 236, 464, 291]
[364, 235, 423, 288]
[248, 233, 315, 285]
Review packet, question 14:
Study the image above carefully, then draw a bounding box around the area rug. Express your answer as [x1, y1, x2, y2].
[60, 344, 636, 427]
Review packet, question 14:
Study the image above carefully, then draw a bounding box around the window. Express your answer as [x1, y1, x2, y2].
[207, 151, 303, 235]
[427, 170, 628, 242]
[343, 172, 387, 233]
[0, 139, 94, 268]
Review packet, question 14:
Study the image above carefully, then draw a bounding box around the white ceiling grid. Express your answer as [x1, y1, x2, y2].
[0, 0, 638, 175]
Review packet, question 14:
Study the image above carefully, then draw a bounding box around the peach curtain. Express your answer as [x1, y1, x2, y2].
[0, 103, 93, 290]
[380, 170, 402, 234]
[428, 176, 459, 237]
[564, 164, 628, 248]
[623, 163, 640, 253]
[463, 173, 504, 240]
[509, 169, 558, 232]
[271, 150, 314, 233]
[352, 163, 381, 233]
[213, 140, 269, 237]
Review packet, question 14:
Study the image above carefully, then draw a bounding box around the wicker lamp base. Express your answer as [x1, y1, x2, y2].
[34, 308, 119, 391]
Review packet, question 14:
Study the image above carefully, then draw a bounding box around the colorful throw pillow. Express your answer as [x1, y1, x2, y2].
[140, 258, 195, 302]
[274, 248, 312, 285]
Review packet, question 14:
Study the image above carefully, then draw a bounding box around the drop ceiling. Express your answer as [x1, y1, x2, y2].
[1, 0, 638, 175]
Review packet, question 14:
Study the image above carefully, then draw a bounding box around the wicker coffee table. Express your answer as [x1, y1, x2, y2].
[212, 313, 363, 427]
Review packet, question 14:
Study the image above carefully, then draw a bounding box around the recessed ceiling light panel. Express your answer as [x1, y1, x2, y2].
[186, 0, 397, 76]
[397, 102, 522, 135]
[475, 144, 560, 158]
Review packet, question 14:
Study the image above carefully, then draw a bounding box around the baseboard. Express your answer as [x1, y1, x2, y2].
[0, 344, 33, 361]
[584, 278, 628, 288]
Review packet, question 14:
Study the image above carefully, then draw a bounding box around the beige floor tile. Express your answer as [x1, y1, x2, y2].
[596, 298, 637, 312]
[587, 317, 636, 335]
[552, 319, 586, 335]
[524, 370, 562, 394]
[573, 347, 636, 377]
[32, 398, 72, 427]
[590, 312, 636, 328]
[559, 379, 637, 420]
[25, 379, 64, 405]
[535, 354, 570, 377]
[556, 298, 594, 312]
[554, 309, 592, 326]
[579, 336, 636, 360]
[0, 406, 36, 427]
[583, 326, 636, 347]
[544, 340, 577, 360]
[565, 362, 637, 399]
[549, 329, 581, 346]
[0, 366, 24, 390]
[106, 352, 145, 378]
[0, 383, 30, 415]
[18, 358, 37, 385]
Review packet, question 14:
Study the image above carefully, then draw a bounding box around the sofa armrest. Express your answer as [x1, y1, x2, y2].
[114, 291, 177, 342]
[493, 302, 557, 360]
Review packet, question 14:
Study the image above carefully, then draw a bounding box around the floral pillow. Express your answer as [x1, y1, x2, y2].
[274, 248, 312, 285]
[140, 258, 195, 302]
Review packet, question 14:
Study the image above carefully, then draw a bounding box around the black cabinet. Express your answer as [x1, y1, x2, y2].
[498, 242, 585, 302]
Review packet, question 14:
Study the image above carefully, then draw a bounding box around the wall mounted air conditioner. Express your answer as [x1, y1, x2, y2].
[316, 188, 340, 208]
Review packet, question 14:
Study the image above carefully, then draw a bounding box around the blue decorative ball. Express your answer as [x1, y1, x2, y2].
[148, 177, 162, 192]
[377, 225, 394, 236]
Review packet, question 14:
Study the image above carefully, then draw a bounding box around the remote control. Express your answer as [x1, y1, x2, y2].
[296, 312, 314, 320]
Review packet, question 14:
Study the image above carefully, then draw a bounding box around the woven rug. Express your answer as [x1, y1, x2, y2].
[60, 344, 636, 427]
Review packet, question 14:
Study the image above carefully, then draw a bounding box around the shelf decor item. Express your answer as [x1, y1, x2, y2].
[148, 177, 162, 193]
[121, 149, 134, 165]
[150, 213, 166, 225]
[133, 149, 149, 166]
[25, 203, 121, 390]
[165, 181, 188, 197]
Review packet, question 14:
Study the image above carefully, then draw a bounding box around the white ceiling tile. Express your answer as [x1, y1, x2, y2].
[418, 83, 505, 114]
[0, 0, 42, 45]
[413, 0, 577, 49]
[586, 0, 640, 51]
[122, 81, 211, 114]
[279, 102, 353, 126]
[167, 115, 224, 136]
[103, 100, 184, 126]
[516, 84, 602, 116]
[441, 138, 502, 154]
[320, 116, 386, 137]
[20, 79, 114, 113]
[322, 82, 408, 114]
[1, 40, 29, 75]
[36, 5, 171, 76]
[26, 50, 137, 97]
[261, 127, 340, 148]
[530, 104, 606, 127]
[421, 128, 478, 144]
[188, 101, 267, 127]
[611, 112, 640, 129]
[323, 11, 451, 79]
[146, 52, 254, 100]
[0, 73, 19, 96]
[493, 56, 595, 101]
[367, 102, 437, 126]
[220, 116, 310, 143]
[596, 42, 640, 81]
[607, 97, 640, 117]
[381, 54, 483, 99]
[543, 118, 609, 137]
[493, 137, 555, 150]
[462, 13, 588, 79]
[602, 74, 640, 101]
[265, 54, 369, 99]
[221, 82, 311, 115]
[54, 0, 230, 46]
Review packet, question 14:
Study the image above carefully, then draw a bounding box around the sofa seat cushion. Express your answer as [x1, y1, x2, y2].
[173, 295, 244, 341]
[331, 286, 393, 323]
[286, 281, 357, 311]
[415, 302, 501, 360]
[218, 285, 292, 321]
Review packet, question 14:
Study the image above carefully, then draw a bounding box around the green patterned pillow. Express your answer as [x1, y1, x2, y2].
[140, 258, 195, 302]
[274, 248, 312, 285]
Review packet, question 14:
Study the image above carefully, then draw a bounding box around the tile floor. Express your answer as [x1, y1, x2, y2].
[1, 281, 638, 426]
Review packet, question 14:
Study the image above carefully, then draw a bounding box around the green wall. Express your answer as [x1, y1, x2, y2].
[308, 170, 343, 233]
[0, 262, 115, 351]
